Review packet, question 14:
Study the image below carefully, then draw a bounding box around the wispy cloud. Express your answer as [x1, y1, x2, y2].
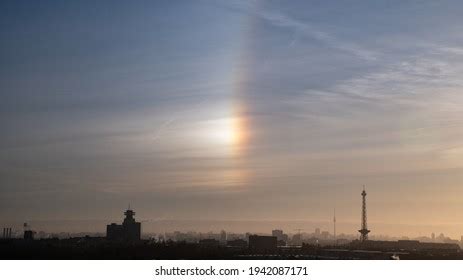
[326, 47, 463, 104]
[222, 0, 379, 60]
[255, 10, 379, 61]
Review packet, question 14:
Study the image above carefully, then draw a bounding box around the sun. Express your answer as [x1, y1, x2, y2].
[208, 117, 239, 146]
[199, 116, 248, 155]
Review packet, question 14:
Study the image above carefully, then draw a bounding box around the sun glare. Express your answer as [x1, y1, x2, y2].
[200, 117, 247, 156]
[208, 118, 237, 145]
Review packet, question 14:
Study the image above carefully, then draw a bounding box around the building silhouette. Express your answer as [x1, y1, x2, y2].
[351, 239, 459, 253]
[272, 229, 288, 245]
[227, 239, 248, 248]
[321, 231, 330, 240]
[220, 230, 227, 244]
[199, 239, 220, 247]
[249, 235, 277, 254]
[22, 223, 35, 240]
[2, 228, 12, 239]
[272, 229, 283, 238]
[106, 207, 141, 241]
[24, 230, 35, 240]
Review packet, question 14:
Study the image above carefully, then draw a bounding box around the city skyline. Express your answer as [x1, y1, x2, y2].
[3, 0, 463, 239]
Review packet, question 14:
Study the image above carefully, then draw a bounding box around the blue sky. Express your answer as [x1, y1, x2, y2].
[2, 0, 463, 237]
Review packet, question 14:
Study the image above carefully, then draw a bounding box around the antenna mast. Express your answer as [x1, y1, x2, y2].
[358, 186, 370, 242]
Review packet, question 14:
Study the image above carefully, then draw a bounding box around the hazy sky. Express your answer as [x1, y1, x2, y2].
[2, 0, 463, 237]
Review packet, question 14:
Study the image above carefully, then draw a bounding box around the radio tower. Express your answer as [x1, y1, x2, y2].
[358, 186, 370, 242]
[333, 208, 336, 244]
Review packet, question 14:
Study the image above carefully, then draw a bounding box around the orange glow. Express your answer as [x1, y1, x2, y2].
[230, 115, 250, 157]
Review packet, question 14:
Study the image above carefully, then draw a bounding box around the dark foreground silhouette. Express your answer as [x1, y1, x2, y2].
[1, 237, 462, 260]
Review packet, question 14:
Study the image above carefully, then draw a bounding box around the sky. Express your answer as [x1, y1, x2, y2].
[2, 0, 463, 238]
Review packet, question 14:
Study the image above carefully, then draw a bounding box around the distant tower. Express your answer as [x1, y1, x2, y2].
[220, 230, 227, 244]
[333, 208, 337, 243]
[123, 208, 136, 225]
[358, 187, 370, 242]
[107, 207, 141, 241]
[23, 223, 35, 240]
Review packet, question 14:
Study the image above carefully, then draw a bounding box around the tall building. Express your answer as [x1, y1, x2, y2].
[358, 187, 370, 242]
[291, 233, 302, 246]
[272, 229, 288, 245]
[248, 235, 277, 254]
[107, 207, 141, 241]
[272, 229, 283, 239]
[321, 231, 330, 240]
[24, 230, 35, 240]
[2, 228, 12, 239]
[23, 222, 35, 240]
[220, 230, 227, 244]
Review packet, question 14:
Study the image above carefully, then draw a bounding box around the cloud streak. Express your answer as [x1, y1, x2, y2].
[256, 10, 380, 61]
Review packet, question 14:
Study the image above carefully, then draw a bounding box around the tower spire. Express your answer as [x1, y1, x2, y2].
[333, 208, 337, 244]
[358, 186, 370, 242]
